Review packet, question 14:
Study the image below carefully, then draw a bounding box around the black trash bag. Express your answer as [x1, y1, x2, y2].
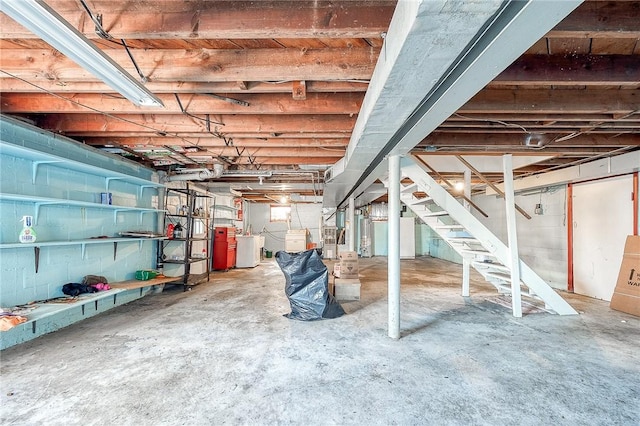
[275, 249, 345, 321]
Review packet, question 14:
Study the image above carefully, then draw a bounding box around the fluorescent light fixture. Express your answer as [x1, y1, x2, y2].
[1, 0, 164, 107]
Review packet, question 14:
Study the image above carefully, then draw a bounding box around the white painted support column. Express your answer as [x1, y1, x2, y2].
[503, 154, 522, 318]
[388, 155, 401, 339]
[462, 169, 471, 297]
[347, 196, 355, 251]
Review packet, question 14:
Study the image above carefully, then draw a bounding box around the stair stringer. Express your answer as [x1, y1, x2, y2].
[400, 157, 577, 315]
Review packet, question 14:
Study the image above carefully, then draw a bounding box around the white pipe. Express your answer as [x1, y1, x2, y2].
[347, 196, 355, 251]
[388, 155, 401, 339]
[167, 164, 223, 181]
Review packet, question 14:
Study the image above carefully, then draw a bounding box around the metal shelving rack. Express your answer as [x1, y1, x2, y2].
[161, 184, 213, 289]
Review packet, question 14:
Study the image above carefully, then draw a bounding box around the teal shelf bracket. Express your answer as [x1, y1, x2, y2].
[33, 201, 63, 224]
[32, 160, 62, 184]
[81, 243, 87, 259]
[113, 241, 118, 260]
[113, 209, 129, 223]
[139, 210, 155, 223]
[138, 184, 158, 198]
[105, 177, 125, 193]
[34, 203, 42, 224]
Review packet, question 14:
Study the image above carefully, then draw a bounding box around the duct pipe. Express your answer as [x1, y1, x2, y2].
[167, 163, 224, 181]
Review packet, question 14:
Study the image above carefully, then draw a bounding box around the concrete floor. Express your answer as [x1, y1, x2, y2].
[1, 256, 639, 425]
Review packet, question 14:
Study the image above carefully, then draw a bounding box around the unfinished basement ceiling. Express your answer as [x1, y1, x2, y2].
[0, 0, 638, 203]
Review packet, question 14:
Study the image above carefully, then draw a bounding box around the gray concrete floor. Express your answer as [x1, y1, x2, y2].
[1, 256, 639, 425]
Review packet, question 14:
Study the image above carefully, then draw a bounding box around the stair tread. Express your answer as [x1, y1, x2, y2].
[435, 225, 464, 229]
[412, 197, 433, 204]
[401, 183, 418, 193]
[473, 261, 510, 272]
[422, 211, 448, 217]
[460, 249, 496, 256]
[485, 271, 514, 281]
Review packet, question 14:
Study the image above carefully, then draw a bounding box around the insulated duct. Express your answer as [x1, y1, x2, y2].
[167, 163, 224, 181]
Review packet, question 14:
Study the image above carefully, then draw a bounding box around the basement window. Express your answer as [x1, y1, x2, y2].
[270, 205, 291, 222]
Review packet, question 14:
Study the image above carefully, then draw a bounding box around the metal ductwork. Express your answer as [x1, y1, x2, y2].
[167, 163, 224, 181]
[221, 171, 273, 178]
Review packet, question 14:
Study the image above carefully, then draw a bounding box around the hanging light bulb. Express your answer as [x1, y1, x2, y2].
[454, 181, 464, 192]
[280, 195, 288, 204]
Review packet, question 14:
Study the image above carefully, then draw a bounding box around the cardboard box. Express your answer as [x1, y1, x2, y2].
[339, 251, 358, 261]
[338, 251, 359, 278]
[610, 235, 640, 317]
[334, 278, 361, 301]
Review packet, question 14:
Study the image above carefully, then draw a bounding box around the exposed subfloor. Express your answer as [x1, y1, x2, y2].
[1, 256, 639, 425]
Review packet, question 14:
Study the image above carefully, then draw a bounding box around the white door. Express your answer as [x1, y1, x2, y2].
[573, 175, 634, 300]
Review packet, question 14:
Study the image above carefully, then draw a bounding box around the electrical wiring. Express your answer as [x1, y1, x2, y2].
[0, 70, 211, 164]
[453, 112, 529, 133]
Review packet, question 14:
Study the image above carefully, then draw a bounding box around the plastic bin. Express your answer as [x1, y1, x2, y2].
[135, 270, 158, 280]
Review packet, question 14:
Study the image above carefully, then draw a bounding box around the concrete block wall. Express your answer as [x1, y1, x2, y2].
[471, 186, 569, 290]
[0, 117, 161, 307]
[246, 203, 322, 253]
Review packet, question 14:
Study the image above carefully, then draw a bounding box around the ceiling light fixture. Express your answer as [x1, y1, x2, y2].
[0, 0, 164, 107]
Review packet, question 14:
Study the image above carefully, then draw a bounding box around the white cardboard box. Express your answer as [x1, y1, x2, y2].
[334, 278, 361, 301]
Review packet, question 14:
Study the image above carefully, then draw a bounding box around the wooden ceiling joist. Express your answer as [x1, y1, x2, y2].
[494, 55, 640, 86]
[548, 0, 640, 39]
[0, 48, 379, 82]
[0, 1, 396, 40]
[0, 80, 370, 94]
[419, 133, 639, 147]
[32, 113, 358, 134]
[84, 137, 350, 148]
[177, 147, 344, 158]
[462, 89, 640, 114]
[0, 92, 363, 115]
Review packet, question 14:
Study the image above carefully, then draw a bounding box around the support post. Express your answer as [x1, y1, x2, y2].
[462, 168, 471, 297]
[347, 195, 355, 252]
[503, 154, 522, 317]
[388, 155, 401, 339]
